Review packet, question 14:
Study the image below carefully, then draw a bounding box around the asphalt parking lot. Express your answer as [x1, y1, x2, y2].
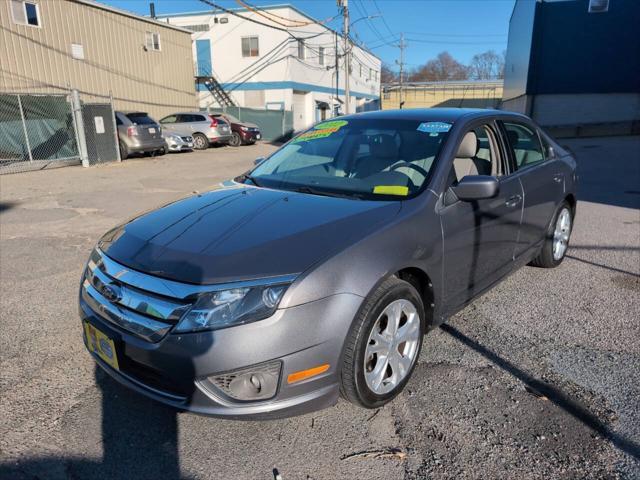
[1, 137, 639, 480]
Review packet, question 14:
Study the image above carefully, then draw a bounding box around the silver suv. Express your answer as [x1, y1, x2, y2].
[115, 111, 165, 160]
[159, 112, 232, 150]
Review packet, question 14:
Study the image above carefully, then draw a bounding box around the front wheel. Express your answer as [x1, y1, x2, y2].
[530, 201, 573, 268]
[340, 276, 425, 408]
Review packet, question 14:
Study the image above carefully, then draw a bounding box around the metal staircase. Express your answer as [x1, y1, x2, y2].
[196, 75, 236, 107]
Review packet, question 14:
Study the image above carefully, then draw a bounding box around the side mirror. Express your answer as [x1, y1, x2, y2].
[254, 157, 265, 166]
[451, 175, 499, 201]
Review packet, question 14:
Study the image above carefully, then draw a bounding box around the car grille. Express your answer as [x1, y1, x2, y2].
[181, 136, 193, 142]
[81, 249, 192, 342]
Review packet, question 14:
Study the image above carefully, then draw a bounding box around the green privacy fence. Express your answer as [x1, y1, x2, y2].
[0, 93, 80, 173]
[205, 106, 294, 143]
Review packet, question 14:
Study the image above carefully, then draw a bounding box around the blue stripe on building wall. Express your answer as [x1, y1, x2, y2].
[197, 81, 380, 100]
[196, 39, 212, 76]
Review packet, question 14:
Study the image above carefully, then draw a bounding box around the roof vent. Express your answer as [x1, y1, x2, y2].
[588, 0, 609, 13]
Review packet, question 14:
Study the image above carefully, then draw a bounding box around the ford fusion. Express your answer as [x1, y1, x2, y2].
[80, 108, 576, 418]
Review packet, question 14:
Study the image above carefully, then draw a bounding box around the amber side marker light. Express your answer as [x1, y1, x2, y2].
[287, 364, 330, 384]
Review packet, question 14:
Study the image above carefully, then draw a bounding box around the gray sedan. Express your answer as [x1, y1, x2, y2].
[79, 108, 577, 418]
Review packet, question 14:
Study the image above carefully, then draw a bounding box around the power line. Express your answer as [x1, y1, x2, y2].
[372, 0, 398, 41]
[405, 38, 506, 45]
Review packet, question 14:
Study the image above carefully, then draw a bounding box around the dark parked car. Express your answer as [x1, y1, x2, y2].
[211, 113, 261, 147]
[115, 111, 166, 160]
[80, 108, 576, 418]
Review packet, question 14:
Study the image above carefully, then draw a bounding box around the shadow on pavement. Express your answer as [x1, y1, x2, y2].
[441, 323, 640, 461]
[0, 367, 191, 480]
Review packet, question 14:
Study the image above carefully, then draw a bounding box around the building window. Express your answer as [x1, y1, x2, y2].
[297, 40, 305, 60]
[319, 47, 324, 66]
[242, 36, 259, 57]
[359, 63, 363, 78]
[11, 0, 40, 27]
[145, 32, 161, 51]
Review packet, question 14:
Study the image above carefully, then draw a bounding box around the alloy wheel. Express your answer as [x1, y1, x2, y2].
[364, 299, 421, 395]
[553, 207, 571, 260]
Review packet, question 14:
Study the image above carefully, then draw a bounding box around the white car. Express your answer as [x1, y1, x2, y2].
[162, 133, 194, 153]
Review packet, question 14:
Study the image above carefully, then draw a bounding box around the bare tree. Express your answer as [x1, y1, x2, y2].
[380, 63, 398, 84]
[408, 52, 469, 82]
[469, 50, 505, 80]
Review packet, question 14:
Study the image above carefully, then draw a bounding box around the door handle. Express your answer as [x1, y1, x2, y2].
[553, 174, 563, 183]
[505, 195, 522, 208]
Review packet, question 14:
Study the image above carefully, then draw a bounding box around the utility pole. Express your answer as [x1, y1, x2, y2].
[338, 0, 351, 114]
[335, 31, 339, 116]
[398, 33, 406, 109]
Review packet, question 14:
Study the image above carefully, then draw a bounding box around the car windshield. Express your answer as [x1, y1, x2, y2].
[249, 118, 451, 200]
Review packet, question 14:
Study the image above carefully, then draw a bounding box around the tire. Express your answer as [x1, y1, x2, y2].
[193, 133, 209, 150]
[340, 276, 425, 409]
[160, 146, 168, 155]
[530, 200, 573, 268]
[229, 132, 242, 147]
[118, 141, 129, 160]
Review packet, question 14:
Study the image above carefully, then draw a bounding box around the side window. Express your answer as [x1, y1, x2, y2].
[160, 115, 177, 124]
[503, 122, 545, 170]
[115, 114, 123, 126]
[451, 125, 497, 183]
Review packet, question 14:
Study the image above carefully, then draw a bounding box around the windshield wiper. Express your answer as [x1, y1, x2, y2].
[237, 173, 262, 187]
[293, 185, 364, 200]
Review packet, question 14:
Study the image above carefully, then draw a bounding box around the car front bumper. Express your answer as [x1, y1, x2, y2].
[80, 288, 362, 418]
[239, 130, 262, 143]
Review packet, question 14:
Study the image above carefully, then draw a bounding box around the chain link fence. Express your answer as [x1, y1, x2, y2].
[206, 106, 294, 143]
[0, 90, 120, 174]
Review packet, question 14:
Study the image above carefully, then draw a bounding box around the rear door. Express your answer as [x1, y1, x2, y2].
[499, 120, 565, 258]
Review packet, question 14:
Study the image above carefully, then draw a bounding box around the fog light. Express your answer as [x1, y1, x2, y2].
[207, 360, 281, 401]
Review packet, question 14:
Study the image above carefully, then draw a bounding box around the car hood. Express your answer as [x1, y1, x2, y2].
[99, 185, 401, 285]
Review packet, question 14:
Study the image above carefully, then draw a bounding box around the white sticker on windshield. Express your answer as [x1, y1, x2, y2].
[417, 122, 451, 134]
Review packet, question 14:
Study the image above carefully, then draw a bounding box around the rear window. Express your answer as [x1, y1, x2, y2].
[126, 113, 156, 125]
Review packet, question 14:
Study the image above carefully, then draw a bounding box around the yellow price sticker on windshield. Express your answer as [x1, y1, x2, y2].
[373, 185, 409, 196]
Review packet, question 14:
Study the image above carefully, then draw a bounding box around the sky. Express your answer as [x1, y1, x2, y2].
[102, 0, 515, 70]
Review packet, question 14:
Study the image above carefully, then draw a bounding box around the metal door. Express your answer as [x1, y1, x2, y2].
[81, 104, 118, 164]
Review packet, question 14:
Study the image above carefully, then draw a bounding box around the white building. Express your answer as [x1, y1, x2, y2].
[158, 4, 381, 131]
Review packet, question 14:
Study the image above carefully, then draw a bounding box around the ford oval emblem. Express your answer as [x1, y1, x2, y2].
[101, 283, 122, 303]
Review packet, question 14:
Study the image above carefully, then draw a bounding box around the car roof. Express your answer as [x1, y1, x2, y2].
[169, 112, 210, 116]
[341, 108, 527, 123]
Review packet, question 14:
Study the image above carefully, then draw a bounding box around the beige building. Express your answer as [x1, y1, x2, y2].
[1, 0, 197, 118]
[382, 81, 503, 110]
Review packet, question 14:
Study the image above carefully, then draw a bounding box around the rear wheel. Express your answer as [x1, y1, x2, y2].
[229, 132, 242, 147]
[118, 141, 128, 160]
[193, 133, 209, 150]
[530, 201, 573, 268]
[340, 276, 425, 408]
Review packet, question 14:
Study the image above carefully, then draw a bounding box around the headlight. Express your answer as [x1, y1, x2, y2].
[240, 126, 249, 131]
[171, 135, 182, 141]
[174, 283, 290, 332]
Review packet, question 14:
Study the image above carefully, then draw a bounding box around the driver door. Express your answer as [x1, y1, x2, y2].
[439, 122, 524, 311]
